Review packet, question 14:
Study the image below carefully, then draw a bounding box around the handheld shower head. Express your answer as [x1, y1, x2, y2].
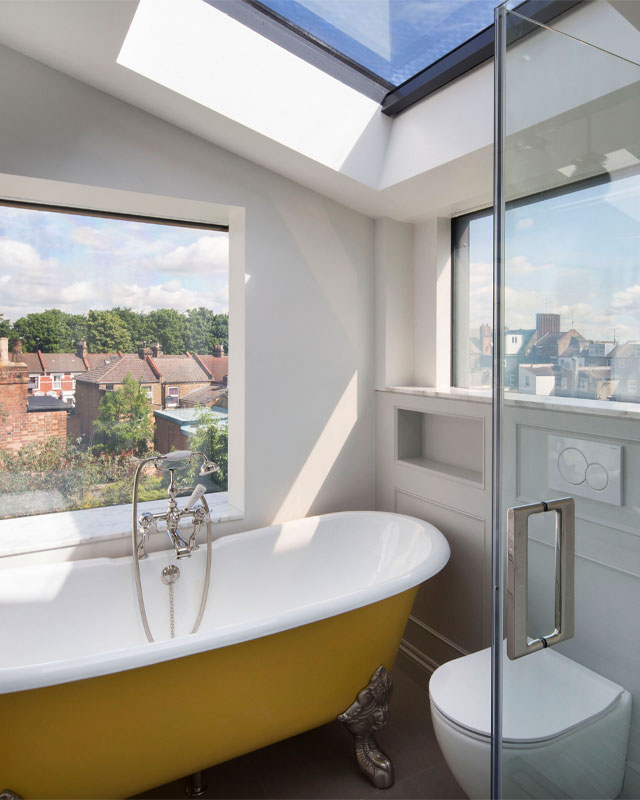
[199, 460, 219, 476]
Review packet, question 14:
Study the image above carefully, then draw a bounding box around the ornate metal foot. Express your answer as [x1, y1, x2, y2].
[0, 791, 23, 800]
[338, 666, 394, 789]
[185, 771, 207, 797]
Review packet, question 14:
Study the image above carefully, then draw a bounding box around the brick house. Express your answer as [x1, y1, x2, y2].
[0, 338, 69, 452]
[73, 345, 213, 443]
[10, 339, 119, 405]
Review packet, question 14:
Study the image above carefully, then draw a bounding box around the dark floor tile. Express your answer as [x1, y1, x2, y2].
[132, 756, 267, 800]
[246, 721, 374, 799]
[374, 670, 443, 781]
[363, 777, 426, 800]
[409, 761, 467, 800]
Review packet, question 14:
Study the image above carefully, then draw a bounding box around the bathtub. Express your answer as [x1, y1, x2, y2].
[0, 510, 449, 799]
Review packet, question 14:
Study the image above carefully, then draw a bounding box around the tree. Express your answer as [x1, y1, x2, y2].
[146, 309, 185, 354]
[211, 313, 229, 353]
[184, 307, 213, 354]
[12, 309, 82, 352]
[86, 310, 133, 353]
[0, 314, 11, 339]
[93, 374, 153, 455]
[110, 307, 150, 349]
[187, 406, 228, 490]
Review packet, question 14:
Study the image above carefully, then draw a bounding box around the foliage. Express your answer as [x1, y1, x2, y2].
[146, 308, 186, 354]
[93, 374, 153, 455]
[185, 405, 228, 491]
[12, 309, 87, 352]
[0, 314, 11, 338]
[86, 310, 133, 353]
[0, 437, 166, 518]
[3, 308, 228, 355]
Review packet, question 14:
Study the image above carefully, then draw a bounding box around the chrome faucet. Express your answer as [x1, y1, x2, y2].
[132, 450, 218, 560]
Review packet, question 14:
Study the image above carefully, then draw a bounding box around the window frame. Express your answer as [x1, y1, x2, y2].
[0, 176, 244, 558]
[452, 167, 639, 397]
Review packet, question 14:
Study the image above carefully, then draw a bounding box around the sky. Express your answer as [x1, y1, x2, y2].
[0, 206, 229, 323]
[258, 0, 499, 84]
[466, 171, 640, 343]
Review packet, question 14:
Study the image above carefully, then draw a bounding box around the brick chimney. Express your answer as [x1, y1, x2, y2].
[10, 338, 23, 361]
[76, 340, 88, 359]
[0, 337, 29, 418]
[151, 342, 162, 358]
[536, 313, 560, 338]
[213, 345, 224, 357]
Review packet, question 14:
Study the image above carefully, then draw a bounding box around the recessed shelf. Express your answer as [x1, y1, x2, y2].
[396, 408, 484, 487]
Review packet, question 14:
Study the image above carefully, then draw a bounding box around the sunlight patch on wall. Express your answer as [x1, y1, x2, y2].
[272, 372, 358, 523]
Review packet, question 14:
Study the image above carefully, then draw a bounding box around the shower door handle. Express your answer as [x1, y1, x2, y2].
[506, 496, 575, 660]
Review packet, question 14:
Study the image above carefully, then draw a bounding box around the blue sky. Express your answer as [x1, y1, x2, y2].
[259, 0, 499, 84]
[0, 206, 229, 322]
[467, 172, 640, 342]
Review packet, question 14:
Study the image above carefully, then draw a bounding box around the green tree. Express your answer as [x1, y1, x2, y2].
[186, 406, 228, 490]
[86, 310, 133, 353]
[110, 307, 150, 349]
[0, 314, 11, 339]
[93, 374, 153, 455]
[184, 307, 212, 353]
[146, 309, 185, 354]
[12, 309, 81, 352]
[211, 313, 229, 353]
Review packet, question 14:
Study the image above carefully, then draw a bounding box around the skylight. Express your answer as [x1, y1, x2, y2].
[249, 0, 502, 87]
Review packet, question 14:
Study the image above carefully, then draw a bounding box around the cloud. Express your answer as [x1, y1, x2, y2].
[108, 281, 228, 314]
[516, 218, 535, 230]
[0, 237, 58, 273]
[507, 255, 554, 276]
[612, 285, 640, 311]
[153, 234, 228, 273]
[69, 226, 114, 250]
[59, 281, 96, 303]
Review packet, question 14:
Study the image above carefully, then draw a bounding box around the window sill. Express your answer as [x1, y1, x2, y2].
[0, 492, 243, 559]
[380, 385, 640, 419]
[380, 386, 492, 403]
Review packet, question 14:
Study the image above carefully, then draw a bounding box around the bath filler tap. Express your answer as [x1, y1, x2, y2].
[133, 450, 219, 560]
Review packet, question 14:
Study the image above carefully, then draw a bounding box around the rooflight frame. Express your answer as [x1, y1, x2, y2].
[211, 0, 583, 115]
[382, 0, 583, 116]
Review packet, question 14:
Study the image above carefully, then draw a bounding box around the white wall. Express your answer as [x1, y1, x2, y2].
[0, 44, 376, 541]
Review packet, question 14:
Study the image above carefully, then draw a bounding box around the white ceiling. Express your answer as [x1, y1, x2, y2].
[0, 0, 497, 222]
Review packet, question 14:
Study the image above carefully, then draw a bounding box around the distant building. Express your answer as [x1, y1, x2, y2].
[153, 407, 228, 454]
[519, 364, 556, 395]
[0, 338, 69, 452]
[73, 345, 216, 443]
[10, 339, 119, 405]
[610, 342, 640, 402]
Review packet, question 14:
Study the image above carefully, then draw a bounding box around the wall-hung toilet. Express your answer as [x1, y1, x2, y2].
[429, 645, 631, 799]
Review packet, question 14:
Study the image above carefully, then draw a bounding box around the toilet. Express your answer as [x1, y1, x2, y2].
[429, 645, 631, 799]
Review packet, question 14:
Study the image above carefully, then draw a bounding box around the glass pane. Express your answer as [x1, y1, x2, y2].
[499, 10, 640, 800]
[255, 0, 500, 85]
[0, 205, 229, 520]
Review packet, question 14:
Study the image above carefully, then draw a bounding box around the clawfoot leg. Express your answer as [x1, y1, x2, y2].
[338, 665, 395, 789]
[185, 771, 207, 797]
[0, 791, 23, 800]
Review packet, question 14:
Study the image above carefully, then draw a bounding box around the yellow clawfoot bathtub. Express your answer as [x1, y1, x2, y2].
[0, 511, 449, 798]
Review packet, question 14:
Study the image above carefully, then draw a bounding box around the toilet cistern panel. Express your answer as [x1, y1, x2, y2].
[547, 434, 622, 506]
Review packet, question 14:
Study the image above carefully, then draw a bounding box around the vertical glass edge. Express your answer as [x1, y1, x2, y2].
[491, 4, 506, 799]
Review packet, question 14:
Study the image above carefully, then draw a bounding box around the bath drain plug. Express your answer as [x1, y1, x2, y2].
[161, 565, 180, 584]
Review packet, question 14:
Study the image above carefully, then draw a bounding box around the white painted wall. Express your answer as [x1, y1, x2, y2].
[0, 44, 376, 544]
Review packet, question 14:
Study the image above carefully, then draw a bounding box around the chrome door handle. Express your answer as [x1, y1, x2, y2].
[507, 497, 575, 660]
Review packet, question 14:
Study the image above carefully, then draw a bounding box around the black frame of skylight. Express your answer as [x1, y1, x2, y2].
[382, 0, 583, 116]
[211, 0, 583, 114]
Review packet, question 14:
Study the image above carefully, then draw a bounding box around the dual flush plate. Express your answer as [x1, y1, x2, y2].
[548, 434, 622, 506]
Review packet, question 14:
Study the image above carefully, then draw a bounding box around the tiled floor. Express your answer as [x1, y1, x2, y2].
[134, 668, 466, 800]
